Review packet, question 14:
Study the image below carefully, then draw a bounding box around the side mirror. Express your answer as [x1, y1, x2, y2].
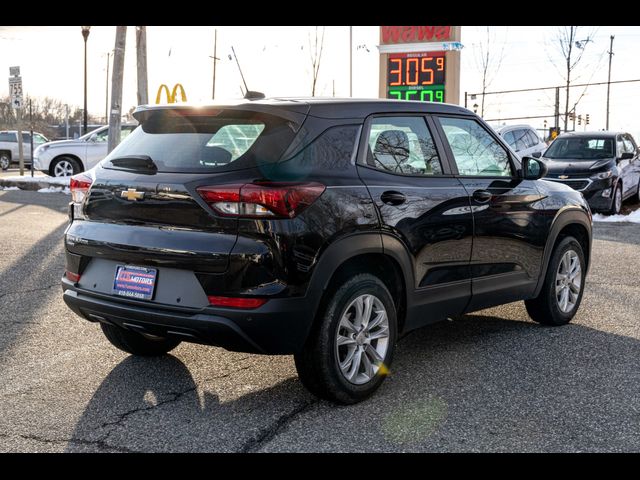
[89, 133, 97, 143]
[618, 152, 634, 161]
[531, 151, 542, 158]
[521, 156, 548, 180]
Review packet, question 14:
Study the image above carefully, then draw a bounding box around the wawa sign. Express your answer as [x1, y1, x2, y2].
[377, 26, 462, 105]
[380, 26, 452, 45]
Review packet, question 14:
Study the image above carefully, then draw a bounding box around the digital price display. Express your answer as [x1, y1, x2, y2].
[386, 52, 446, 102]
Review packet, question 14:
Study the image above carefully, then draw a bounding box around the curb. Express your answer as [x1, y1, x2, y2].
[0, 178, 69, 191]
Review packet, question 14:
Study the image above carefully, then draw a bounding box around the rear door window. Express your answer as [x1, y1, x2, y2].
[502, 131, 516, 149]
[364, 116, 443, 176]
[525, 129, 541, 148]
[512, 129, 528, 152]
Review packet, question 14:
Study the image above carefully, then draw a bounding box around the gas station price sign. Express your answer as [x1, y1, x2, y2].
[386, 52, 445, 102]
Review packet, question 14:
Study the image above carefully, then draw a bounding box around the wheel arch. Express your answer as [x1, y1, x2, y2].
[533, 207, 592, 298]
[303, 233, 413, 342]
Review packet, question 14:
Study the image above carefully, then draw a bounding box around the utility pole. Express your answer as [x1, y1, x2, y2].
[65, 104, 69, 139]
[349, 26, 353, 97]
[606, 35, 614, 130]
[108, 26, 126, 154]
[554, 86, 560, 131]
[212, 29, 218, 99]
[136, 26, 148, 105]
[105, 52, 110, 123]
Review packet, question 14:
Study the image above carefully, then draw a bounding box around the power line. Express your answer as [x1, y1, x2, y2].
[468, 77, 640, 97]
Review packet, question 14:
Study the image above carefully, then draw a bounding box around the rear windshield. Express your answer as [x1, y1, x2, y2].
[102, 109, 297, 173]
[545, 137, 614, 160]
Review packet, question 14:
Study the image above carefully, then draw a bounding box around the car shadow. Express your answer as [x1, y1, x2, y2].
[65, 354, 312, 452]
[66, 313, 640, 452]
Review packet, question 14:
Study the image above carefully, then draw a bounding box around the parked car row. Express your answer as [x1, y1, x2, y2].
[0, 130, 49, 170]
[491, 123, 640, 215]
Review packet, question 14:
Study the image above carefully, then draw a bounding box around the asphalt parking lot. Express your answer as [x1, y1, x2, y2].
[0, 188, 639, 453]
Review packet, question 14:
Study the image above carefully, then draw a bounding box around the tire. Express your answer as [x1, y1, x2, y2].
[294, 273, 397, 404]
[635, 181, 640, 204]
[609, 183, 622, 215]
[50, 156, 81, 177]
[525, 236, 585, 326]
[100, 322, 181, 356]
[0, 152, 10, 171]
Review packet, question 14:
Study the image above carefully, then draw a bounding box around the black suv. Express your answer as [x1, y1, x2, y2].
[537, 131, 640, 214]
[62, 99, 592, 404]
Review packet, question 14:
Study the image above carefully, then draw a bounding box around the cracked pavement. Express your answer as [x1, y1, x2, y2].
[1, 189, 639, 452]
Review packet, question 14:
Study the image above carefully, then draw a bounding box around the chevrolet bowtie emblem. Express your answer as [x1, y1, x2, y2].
[120, 188, 145, 201]
[559, 175, 569, 179]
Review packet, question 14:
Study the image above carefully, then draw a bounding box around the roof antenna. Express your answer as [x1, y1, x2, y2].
[230, 46, 265, 100]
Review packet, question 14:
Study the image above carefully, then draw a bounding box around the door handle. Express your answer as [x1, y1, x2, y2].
[380, 191, 406, 206]
[472, 189, 493, 203]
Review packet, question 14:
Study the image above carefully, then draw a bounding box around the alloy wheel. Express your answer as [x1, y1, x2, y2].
[335, 294, 390, 385]
[555, 249, 582, 313]
[54, 160, 74, 177]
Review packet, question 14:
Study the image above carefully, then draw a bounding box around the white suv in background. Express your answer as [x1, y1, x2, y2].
[495, 124, 547, 158]
[33, 124, 137, 177]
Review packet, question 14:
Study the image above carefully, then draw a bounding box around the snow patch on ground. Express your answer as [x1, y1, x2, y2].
[1, 186, 20, 191]
[38, 186, 70, 194]
[593, 210, 640, 223]
[3, 175, 70, 186]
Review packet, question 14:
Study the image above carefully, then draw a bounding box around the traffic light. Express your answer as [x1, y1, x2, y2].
[586, 114, 590, 125]
[578, 115, 582, 126]
[569, 112, 575, 121]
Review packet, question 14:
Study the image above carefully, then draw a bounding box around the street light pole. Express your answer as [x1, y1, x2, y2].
[81, 26, 91, 135]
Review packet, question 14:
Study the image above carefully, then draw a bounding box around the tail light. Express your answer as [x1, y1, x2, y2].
[197, 182, 325, 219]
[65, 270, 81, 283]
[70, 173, 93, 203]
[208, 296, 268, 309]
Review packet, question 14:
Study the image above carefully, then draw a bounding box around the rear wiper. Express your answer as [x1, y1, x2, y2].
[108, 155, 157, 172]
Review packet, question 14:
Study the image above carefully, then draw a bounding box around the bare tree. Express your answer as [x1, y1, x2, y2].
[0, 96, 98, 139]
[474, 27, 507, 117]
[552, 26, 595, 132]
[308, 26, 325, 97]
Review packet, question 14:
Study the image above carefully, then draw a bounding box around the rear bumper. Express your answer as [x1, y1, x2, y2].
[62, 276, 317, 354]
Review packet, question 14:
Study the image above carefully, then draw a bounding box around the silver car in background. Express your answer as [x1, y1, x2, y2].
[495, 124, 547, 158]
[0, 131, 49, 170]
[33, 124, 136, 177]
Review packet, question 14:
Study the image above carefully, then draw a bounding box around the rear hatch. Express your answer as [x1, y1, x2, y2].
[66, 103, 309, 276]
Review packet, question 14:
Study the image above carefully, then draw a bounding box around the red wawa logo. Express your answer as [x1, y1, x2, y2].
[381, 26, 452, 44]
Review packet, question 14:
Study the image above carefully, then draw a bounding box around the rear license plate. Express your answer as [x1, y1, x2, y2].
[113, 265, 157, 300]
